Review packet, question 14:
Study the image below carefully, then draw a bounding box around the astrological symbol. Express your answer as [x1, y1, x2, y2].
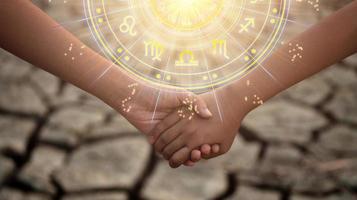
[144, 40, 164, 61]
[175, 50, 199, 67]
[239, 18, 255, 33]
[119, 16, 137, 36]
[212, 39, 229, 59]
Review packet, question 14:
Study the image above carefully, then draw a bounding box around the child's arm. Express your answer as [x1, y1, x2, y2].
[0, 0, 130, 105]
[231, 0, 357, 115]
[151, 0, 357, 168]
[0, 1, 212, 135]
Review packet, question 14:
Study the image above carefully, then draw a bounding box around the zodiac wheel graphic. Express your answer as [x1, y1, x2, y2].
[83, 0, 290, 91]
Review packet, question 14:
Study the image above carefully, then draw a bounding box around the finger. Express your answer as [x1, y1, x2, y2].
[154, 119, 187, 154]
[202, 144, 222, 160]
[149, 110, 181, 145]
[194, 95, 213, 118]
[212, 144, 220, 154]
[190, 149, 202, 162]
[162, 133, 187, 160]
[169, 146, 190, 168]
[177, 92, 212, 119]
[184, 160, 195, 167]
[201, 144, 212, 157]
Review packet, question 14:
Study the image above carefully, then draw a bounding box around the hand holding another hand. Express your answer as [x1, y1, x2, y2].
[149, 86, 247, 168]
[109, 82, 220, 166]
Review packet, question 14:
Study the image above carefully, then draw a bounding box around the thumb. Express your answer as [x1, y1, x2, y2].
[177, 92, 212, 119]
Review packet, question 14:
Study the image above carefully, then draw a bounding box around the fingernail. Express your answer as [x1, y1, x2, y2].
[203, 108, 213, 117]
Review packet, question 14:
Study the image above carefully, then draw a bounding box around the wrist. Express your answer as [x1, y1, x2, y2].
[215, 82, 249, 126]
[82, 60, 138, 113]
[224, 79, 254, 113]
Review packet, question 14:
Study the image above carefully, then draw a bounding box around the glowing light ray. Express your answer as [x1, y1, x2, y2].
[223, 24, 284, 88]
[151, 55, 173, 122]
[150, 0, 224, 31]
[219, 21, 309, 88]
[195, 27, 224, 122]
[54, 5, 141, 28]
[160, 1, 224, 120]
[201, 50, 224, 122]
[83, 0, 289, 90]
[88, 24, 148, 88]
[151, 90, 162, 122]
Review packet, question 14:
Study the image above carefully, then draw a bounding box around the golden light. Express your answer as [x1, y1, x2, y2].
[149, 0, 224, 31]
[83, 0, 289, 91]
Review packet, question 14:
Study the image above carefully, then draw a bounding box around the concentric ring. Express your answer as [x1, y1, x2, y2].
[83, 0, 290, 91]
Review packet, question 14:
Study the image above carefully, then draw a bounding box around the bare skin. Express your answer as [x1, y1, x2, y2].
[151, 0, 357, 168]
[151, 88, 243, 167]
[0, 0, 215, 166]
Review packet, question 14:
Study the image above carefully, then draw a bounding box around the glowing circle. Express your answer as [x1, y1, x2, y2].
[83, 0, 290, 91]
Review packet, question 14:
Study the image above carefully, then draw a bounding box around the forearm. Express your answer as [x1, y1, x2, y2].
[0, 0, 133, 107]
[229, 0, 357, 115]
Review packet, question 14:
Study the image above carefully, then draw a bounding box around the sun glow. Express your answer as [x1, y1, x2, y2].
[150, 0, 224, 31]
[83, 0, 289, 90]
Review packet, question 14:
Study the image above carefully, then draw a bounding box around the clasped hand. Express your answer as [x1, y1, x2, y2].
[116, 83, 244, 168]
